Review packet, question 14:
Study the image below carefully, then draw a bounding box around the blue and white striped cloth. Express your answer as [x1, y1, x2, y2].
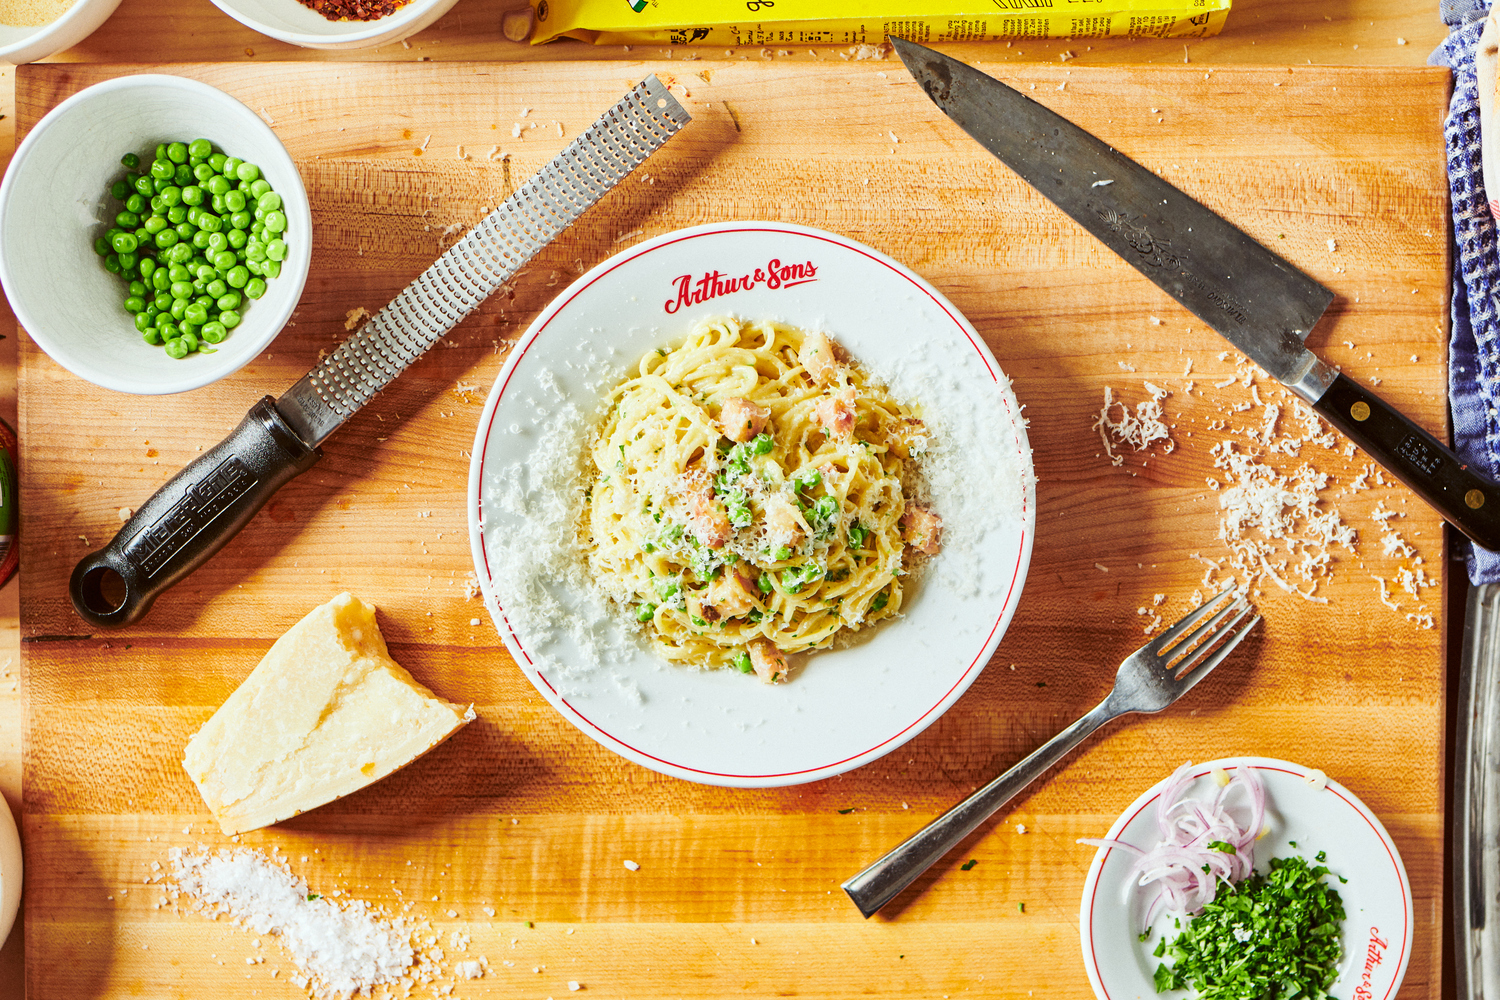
[1436, 0, 1500, 580]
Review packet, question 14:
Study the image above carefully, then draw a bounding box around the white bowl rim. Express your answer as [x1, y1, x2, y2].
[0, 0, 122, 60]
[0, 72, 311, 395]
[204, 0, 451, 46]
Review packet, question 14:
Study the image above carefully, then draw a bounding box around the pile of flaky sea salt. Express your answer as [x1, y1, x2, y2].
[169, 846, 482, 998]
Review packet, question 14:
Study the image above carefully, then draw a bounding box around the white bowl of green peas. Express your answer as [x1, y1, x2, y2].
[0, 73, 311, 394]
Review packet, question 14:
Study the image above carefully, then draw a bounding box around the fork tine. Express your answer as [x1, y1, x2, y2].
[1172, 609, 1260, 691]
[1166, 594, 1252, 666]
[1147, 588, 1241, 657]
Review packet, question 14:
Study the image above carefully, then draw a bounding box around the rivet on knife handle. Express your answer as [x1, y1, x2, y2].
[69, 77, 692, 628]
[1311, 372, 1500, 550]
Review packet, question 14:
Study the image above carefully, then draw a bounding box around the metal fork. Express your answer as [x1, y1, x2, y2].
[841, 589, 1260, 918]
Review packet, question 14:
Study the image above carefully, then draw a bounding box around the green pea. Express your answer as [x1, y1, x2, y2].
[264, 260, 280, 279]
[166, 263, 189, 282]
[181, 185, 204, 206]
[169, 298, 188, 321]
[192, 162, 214, 183]
[117, 251, 138, 271]
[110, 179, 128, 200]
[224, 189, 247, 212]
[93, 237, 111, 257]
[182, 331, 201, 352]
[206, 233, 228, 255]
[120, 151, 140, 169]
[165, 141, 188, 164]
[225, 266, 249, 289]
[148, 159, 172, 181]
[211, 250, 237, 271]
[159, 186, 182, 207]
[130, 174, 151, 197]
[229, 211, 251, 231]
[204, 279, 226, 298]
[151, 274, 171, 296]
[209, 152, 228, 172]
[188, 138, 214, 160]
[163, 337, 189, 359]
[126, 280, 146, 297]
[167, 243, 194, 264]
[142, 327, 163, 346]
[245, 260, 265, 277]
[124, 193, 146, 214]
[244, 277, 267, 300]
[226, 229, 248, 249]
[223, 156, 243, 178]
[234, 162, 259, 182]
[266, 239, 287, 262]
[219, 309, 241, 329]
[250, 179, 271, 198]
[191, 230, 211, 250]
[216, 291, 242, 311]
[153, 310, 172, 328]
[207, 176, 231, 197]
[137, 258, 156, 278]
[122, 295, 145, 314]
[172, 165, 191, 188]
[103, 255, 122, 274]
[134, 311, 152, 333]
[245, 243, 267, 263]
[196, 213, 222, 234]
[264, 211, 286, 234]
[166, 205, 187, 225]
[142, 215, 167, 235]
[159, 319, 179, 338]
[169, 280, 193, 300]
[154, 229, 178, 249]
[183, 302, 208, 325]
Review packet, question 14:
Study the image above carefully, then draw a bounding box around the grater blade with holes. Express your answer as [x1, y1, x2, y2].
[69, 77, 692, 629]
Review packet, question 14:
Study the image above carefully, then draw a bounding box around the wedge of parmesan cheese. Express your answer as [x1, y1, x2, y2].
[183, 593, 474, 835]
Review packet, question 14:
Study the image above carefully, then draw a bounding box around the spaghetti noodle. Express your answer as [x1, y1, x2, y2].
[581, 317, 941, 683]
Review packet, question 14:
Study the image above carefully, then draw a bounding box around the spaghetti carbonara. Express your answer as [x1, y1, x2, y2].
[582, 317, 942, 683]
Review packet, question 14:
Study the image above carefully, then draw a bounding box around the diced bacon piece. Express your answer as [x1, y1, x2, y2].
[813, 386, 857, 438]
[900, 503, 943, 556]
[891, 417, 929, 458]
[748, 639, 790, 684]
[677, 470, 732, 549]
[704, 569, 758, 620]
[799, 330, 843, 385]
[719, 396, 770, 443]
[762, 494, 806, 551]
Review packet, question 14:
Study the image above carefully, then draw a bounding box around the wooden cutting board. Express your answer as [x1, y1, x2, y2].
[17, 60, 1450, 999]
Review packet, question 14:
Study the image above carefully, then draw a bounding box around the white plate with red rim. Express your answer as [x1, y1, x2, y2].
[466, 221, 1035, 787]
[1080, 757, 1412, 1000]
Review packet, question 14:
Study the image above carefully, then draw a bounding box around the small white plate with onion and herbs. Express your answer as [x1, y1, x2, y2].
[1079, 757, 1412, 1000]
[467, 221, 1035, 788]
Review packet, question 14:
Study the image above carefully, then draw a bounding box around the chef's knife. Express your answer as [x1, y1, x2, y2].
[69, 76, 691, 628]
[892, 38, 1500, 550]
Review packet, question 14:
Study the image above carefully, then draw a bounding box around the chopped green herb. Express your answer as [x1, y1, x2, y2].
[1206, 840, 1236, 853]
[871, 590, 889, 613]
[656, 348, 667, 357]
[960, 859, 978, 871]
[732, 650, 753, 673]
[1018, 902, 1025, 912]
[307, 893, 321, 901]
[837, 807, 857, 815]
[1151, 855, 1346, 1000]
[690, 615, 707, 627]
[781, 563, 823, 594]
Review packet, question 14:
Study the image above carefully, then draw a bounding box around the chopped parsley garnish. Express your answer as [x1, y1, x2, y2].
[871, 590, 889, 613]
[1151, 855, 1346, 1000]
[307, 893, 321, 901]
[837, 807, 857, 815]
[1206, 840, 1236, 853]
[960, 859, 978, 871]
[806, 495, 838, 537]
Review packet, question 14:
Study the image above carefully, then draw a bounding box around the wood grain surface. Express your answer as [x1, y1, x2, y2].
[15, 57, 1451, 1000]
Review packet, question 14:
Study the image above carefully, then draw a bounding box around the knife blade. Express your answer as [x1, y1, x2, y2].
[892, 37, 1500, 550]
[69, 76, 691, 628]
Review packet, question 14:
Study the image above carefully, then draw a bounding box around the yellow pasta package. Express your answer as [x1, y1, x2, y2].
[529, 0, 1229, 46]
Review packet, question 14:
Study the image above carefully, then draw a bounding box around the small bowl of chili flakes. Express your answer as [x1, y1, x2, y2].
[206, 0, 458, 49]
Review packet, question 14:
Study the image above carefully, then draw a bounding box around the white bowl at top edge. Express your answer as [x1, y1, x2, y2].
[0, 0, 123, 65]
[206, 0, 460, 49]
[0, 74, 312, 395]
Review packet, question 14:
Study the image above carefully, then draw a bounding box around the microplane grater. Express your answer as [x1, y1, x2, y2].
[70, 76, 691, 628]
[278, 74, 692, 447]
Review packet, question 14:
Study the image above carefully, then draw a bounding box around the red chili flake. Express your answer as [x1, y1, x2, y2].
[297, 0, 411, 21]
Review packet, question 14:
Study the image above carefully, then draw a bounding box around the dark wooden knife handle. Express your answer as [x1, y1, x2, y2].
[68, 397, 321, 629]
[1313, 372, 1500, 551]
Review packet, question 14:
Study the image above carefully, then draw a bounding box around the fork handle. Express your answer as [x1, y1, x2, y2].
[842, 696, 1123, 918]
